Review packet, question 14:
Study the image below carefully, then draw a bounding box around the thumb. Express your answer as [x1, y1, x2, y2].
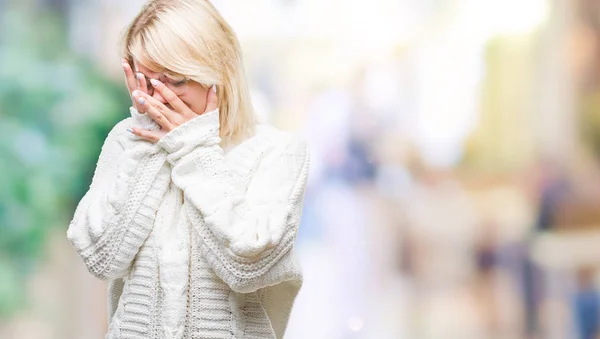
[204, 85, 218, 114]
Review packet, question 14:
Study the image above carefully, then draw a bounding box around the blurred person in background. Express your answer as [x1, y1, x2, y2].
[65, 0, 310, 338]
[522, 159, 569, 339]
[572, 267, 600, 339]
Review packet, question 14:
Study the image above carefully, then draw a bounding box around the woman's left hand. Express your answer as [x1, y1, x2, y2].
[129, 80, 218, 143]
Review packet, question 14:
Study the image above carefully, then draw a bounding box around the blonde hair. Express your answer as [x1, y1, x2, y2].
[122, 0, 256, 145]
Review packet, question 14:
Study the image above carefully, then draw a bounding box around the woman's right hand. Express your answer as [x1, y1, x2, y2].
[122, 59, 149, 113]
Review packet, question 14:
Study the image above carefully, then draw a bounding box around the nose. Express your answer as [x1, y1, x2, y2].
[152, 90, 168, 104]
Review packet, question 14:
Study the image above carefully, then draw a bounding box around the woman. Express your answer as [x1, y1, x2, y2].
[66, 1, 309, 338]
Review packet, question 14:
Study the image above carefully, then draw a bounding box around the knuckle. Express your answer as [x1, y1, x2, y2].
[160, 106, 172, 116]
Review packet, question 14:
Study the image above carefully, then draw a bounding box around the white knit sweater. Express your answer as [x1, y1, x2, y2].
[67, 107, 309, 339]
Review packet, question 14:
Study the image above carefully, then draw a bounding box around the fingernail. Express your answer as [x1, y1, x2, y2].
[211, 85, 217, 93]
[122, 63, 128, 69]
[132, 90, 140, 97]
[127, 128, 135, 134]
[136, 73, 143, 80]
[150, 79, 160, 87]
[138, 97, 145, 105]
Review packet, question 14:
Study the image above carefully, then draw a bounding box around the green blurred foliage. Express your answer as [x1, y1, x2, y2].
[581, 92, 600, 158]
[0, 5, 130, 317]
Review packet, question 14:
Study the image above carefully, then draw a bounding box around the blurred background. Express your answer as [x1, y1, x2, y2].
[2, 0, 600, 338]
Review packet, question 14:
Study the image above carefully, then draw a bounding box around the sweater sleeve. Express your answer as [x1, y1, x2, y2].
[67, 108, 170, 280]
[157, 109, 309, 293]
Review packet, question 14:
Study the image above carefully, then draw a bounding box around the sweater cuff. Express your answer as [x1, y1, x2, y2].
[157, 108, 221, 156]
[129, 107, 161, 131]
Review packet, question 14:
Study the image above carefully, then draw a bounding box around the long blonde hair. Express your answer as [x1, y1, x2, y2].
[122, 0, 256, 145]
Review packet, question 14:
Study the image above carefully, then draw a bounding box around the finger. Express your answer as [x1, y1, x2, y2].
[133, 90, 176, 131]
[122, 60, 138, 94]
[134, 84, 182, 124]
[128, 127, 164, 143]
[149, 79, 190, 115]
[123, 61, 146, 112]
[204, 85, 218, 114]
[137, 72, 149, 94]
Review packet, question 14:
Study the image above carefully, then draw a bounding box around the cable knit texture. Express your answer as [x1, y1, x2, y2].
[67, 108, 309, 339]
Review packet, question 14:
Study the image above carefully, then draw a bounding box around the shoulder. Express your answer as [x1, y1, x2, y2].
[253, 123, 309, 161]
[226, 123, 309, 174]
[105, 117, 154, 147]
[100, 117, 156, 155]
[95, 118, 131, 153]
[105, 117, 133, 140]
